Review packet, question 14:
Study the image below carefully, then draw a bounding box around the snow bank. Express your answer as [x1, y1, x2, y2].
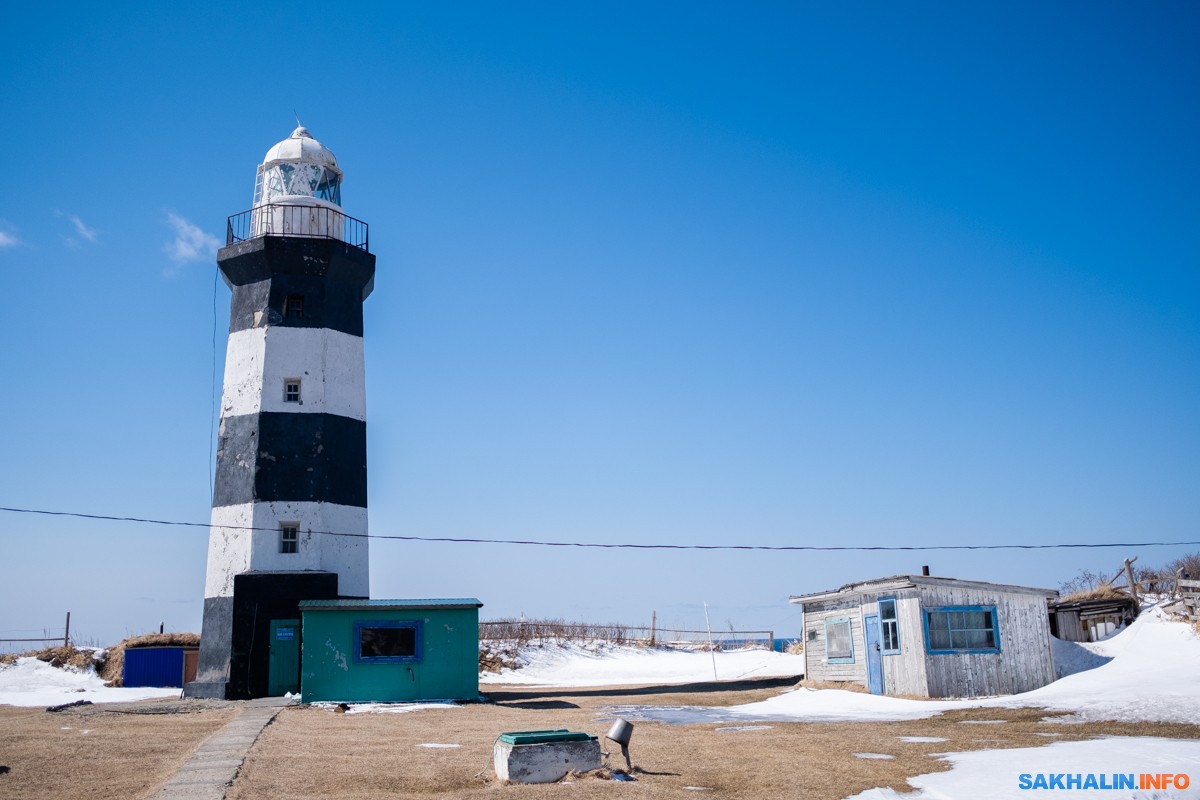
[479, 641, 805, 688]
[989, 607, 1200, 724]
[844, 737, 1200, 800]
[0, 657, 181, 707]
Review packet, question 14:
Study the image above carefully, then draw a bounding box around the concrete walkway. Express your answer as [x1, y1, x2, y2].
[151, 697, 292, 800]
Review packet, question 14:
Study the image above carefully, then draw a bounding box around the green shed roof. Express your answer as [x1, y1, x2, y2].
[298, 598, 483, 611]
[498, 730, 597, 745]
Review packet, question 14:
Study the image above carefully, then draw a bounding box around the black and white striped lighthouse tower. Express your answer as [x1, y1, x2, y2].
[188, 127, 375, 700]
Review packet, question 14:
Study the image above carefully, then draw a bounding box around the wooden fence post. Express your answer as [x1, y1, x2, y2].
[63, 611, 70, 648]
[1123, 557, 1139, 607]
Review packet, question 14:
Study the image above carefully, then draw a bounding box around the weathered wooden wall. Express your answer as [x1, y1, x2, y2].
[918, 584, 1055, 698]
[882, 592, 928, 697]
[1053, 610, 1086, 642]
[801, 596, 867, 686]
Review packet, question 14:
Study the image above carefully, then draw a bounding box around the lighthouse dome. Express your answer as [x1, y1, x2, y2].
[254, 126, 343, 207]
[263, 126, 340, 170]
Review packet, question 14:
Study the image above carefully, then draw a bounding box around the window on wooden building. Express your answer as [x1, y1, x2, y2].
[354, 621, 422, 663]
[280, 523, 299, 554]
[824, 617, 854, 663]
[923, 606, 1000, 654]
[879, 598, 900, 654]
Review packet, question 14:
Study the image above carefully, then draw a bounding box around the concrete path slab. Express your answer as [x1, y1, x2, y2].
[151, 697, 292, 800]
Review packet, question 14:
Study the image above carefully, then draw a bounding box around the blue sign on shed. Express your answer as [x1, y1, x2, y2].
[123, 647, 199, 688]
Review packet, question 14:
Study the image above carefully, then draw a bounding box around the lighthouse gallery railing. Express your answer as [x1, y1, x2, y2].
[227, 204, 369, 252]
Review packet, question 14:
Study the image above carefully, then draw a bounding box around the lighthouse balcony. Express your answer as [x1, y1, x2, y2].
[227, 203, 369, 252]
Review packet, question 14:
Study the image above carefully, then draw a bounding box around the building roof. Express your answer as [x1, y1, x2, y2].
[1048, 595, 1137, 613]
[299, 598, 483, 611]
[789, 574, 1058, 605]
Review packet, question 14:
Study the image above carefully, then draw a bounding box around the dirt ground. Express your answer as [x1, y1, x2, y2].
[2, 680, 1198, 800]
[0, 698, 236, 799]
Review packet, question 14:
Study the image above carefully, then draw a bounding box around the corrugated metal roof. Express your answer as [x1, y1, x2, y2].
[298, 598, 483, 610]
[789, 574, 1058, 604]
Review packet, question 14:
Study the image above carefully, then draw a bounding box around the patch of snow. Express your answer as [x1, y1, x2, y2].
[0, 657, 180, 707]
[1050, 636, 1112, 679]
[842, 737, 1200, 800]
[480, 640, 803, 688]
[899, 736, 946, 743]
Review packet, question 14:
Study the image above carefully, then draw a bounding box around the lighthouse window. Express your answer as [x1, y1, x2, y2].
[284, 294, 304, 318]
[284, 379, 301, 403]
[280, 524, 299, 554]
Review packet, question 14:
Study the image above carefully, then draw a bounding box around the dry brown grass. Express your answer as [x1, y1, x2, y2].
[0, 645, 97, 670]
[96, 633, 199, 686]
[1058, 584, 1132, 603]
[0, 700, 235, 800]
[222, 684, 1200, 800]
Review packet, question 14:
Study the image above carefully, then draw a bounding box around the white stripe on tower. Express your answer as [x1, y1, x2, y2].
[219, 327, 367, 420]
[205, 502, 369, 598]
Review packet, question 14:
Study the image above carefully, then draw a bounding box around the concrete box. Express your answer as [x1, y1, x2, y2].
[493, 737, 601, 784]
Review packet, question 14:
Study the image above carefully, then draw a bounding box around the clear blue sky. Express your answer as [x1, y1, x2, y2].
[2, 2, 1197, 646]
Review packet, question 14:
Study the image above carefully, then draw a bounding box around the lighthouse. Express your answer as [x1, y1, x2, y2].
[188, 127, 375, 700]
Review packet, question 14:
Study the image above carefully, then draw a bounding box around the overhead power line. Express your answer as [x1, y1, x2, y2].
[2, 505, 1198, 553]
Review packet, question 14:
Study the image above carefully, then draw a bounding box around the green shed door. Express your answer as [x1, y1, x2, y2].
[268, 619, 300, 696]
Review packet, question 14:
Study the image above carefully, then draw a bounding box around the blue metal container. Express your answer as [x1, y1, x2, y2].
[123, 647, 186, 688]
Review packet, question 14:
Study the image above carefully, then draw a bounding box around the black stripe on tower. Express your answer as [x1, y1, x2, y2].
[213, 412, 368, 508]
[218, 236, 376, 336]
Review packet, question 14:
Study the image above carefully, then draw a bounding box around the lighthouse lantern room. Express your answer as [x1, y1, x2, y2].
[187, 127, 375, 700]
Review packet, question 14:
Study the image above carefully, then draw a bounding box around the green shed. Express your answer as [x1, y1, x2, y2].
[298, 598, 483, 703]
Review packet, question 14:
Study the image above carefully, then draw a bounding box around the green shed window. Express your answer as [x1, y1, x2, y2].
[354, 621, 422, 663]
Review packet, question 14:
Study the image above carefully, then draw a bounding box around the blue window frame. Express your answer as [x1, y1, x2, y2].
[922, 606, 1001, 654]
[824, 617, 854, 664]
[353, 620, 423, 664]
[878, 598, 900, 654]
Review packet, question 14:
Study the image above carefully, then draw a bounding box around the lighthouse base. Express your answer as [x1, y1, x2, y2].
[186, 571, 341, 700]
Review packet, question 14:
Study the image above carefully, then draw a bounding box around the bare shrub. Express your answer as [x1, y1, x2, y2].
[0, 645, 98, 670]
[1060, 568, 1110, 595]
[479, 619, 641, 647]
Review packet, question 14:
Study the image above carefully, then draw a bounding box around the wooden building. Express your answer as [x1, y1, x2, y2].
[298, 598, 482, 703]
[790, 575, 1058, 698]
[1048, 594, 1137, 643]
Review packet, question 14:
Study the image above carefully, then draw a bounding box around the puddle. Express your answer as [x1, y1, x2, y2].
[899, 736, 946, 743]
[600, 705, 744, 725]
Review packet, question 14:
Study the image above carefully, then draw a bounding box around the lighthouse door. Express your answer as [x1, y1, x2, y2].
[268, 619, 301, 696]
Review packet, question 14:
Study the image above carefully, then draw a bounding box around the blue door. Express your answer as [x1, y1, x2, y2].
[864, 614, 884, 695]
